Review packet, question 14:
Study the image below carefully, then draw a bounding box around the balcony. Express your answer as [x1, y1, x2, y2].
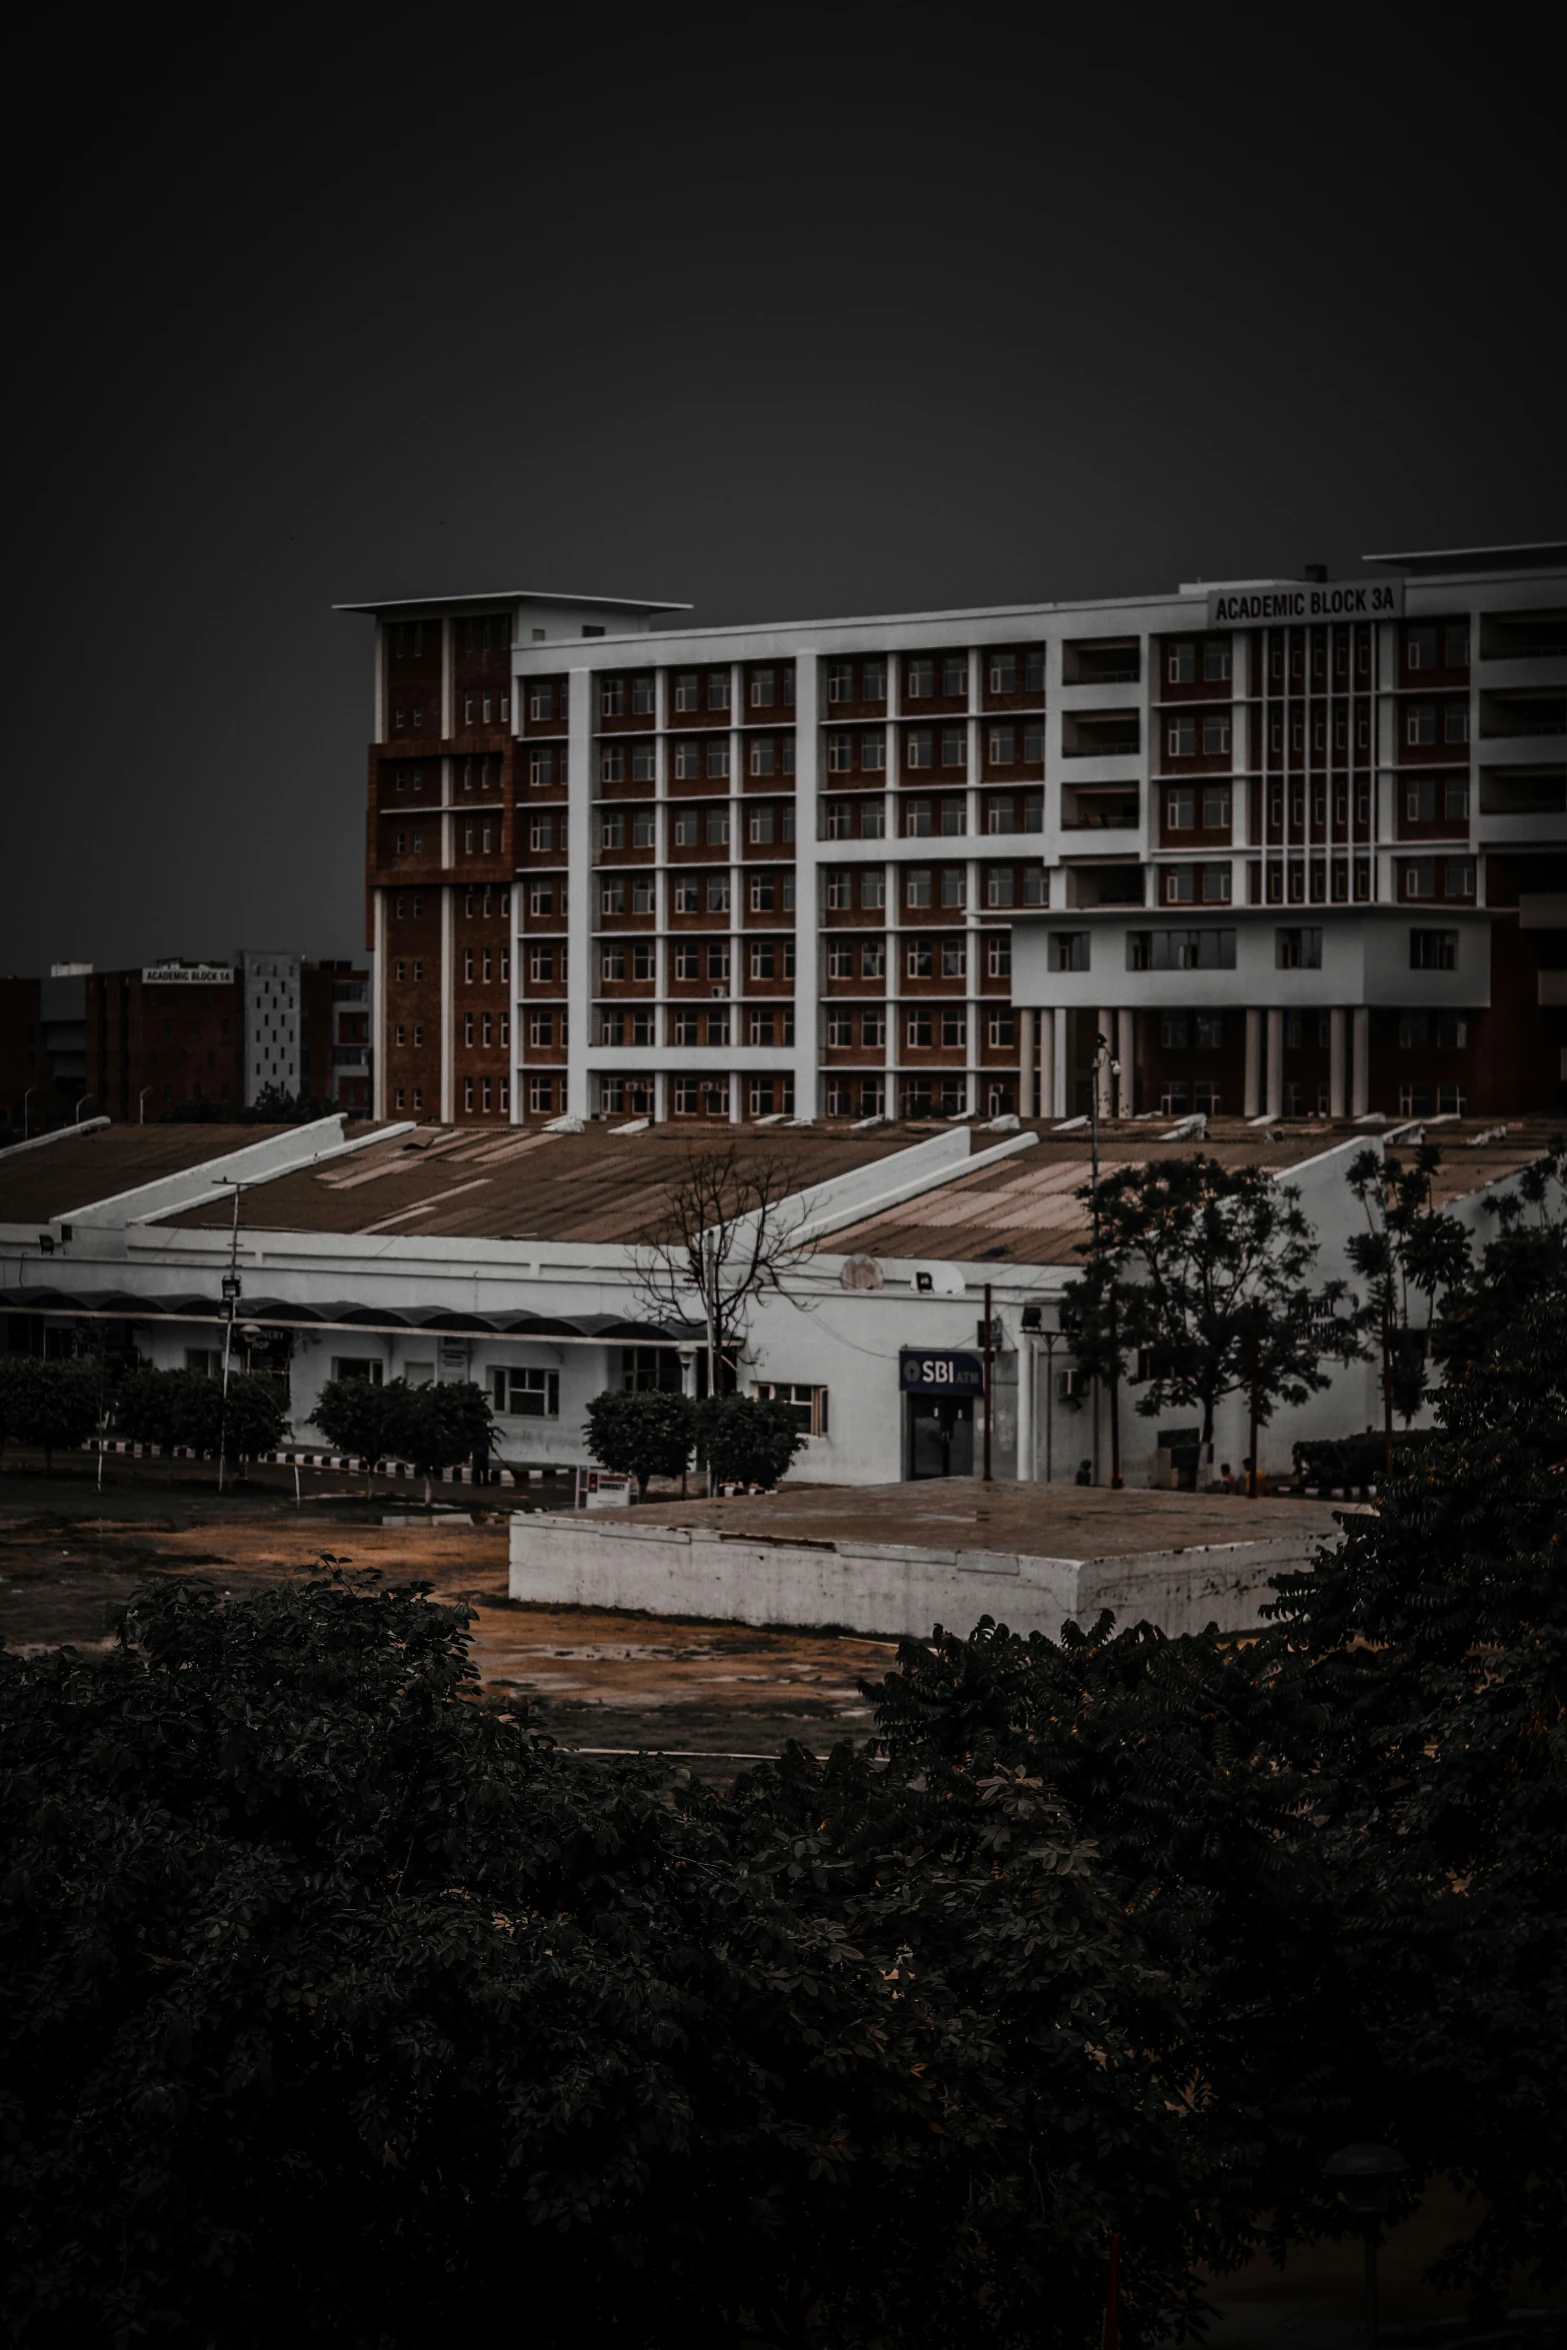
[1063, 637, 1141, 687]
[1480, 688, 1567, 741]
[1061, 782, 1140, 832]
[1480, 609, 1567, 662]
[1064, 864, 1147, 911]
[1476, 765, 1567, 847]
[1061, 710, 1141, 766]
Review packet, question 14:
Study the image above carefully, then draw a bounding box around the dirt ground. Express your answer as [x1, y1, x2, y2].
[0, 1453, 897, 1765]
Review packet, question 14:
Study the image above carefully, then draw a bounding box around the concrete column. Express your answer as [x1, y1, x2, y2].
[1017, 1007, 1035, 1117]
[565, 668, 593, 1119]
[1117, 1007, 1135, 1117]
[371, 890, 387, 1121]
[1050, 1008, 1066, 1117]
[1329, 1006, 1347, 1117]
[1017, 1335, 1035, 1483]
[1244, 1007, 1263, 1117]
[1096, 1009, 1114, 1120]
[1352, 1006, 1370, 1117]
[440, 885, 455, 1124]
[508, 878, 522, 1122]
[1266, 1008, 1285, 1119]
[791, 651, 820, 1117]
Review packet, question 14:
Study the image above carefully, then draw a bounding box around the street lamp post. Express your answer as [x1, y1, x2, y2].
[138, 1087, 151, 1124]
[1323, 2142, 1409, 2350]
[1088, 1030, 1122, 1488]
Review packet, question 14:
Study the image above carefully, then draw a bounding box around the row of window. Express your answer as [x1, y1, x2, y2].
[598, 804, 802, 851]
[595, 737, 800, 784]
[1045, 925, 1463, 973]
[822, 866, 1046, 911]
[600, 1008, 803, 1047]
[1259, 859, 1372, 904]
[601, 872, 801, 916]
[1402, 860, 1475, 900]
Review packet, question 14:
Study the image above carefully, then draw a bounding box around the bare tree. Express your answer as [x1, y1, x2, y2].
[631, 1145, 814, 1400]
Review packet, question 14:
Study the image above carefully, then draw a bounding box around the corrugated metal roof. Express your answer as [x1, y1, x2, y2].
[822, 1118, 1560, 1267]
[157, 1123, 933, 1245]
[0, 1124, 298, 1225]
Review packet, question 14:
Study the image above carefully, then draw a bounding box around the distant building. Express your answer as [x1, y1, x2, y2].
[343, 544, 1567, 1126]
[0, 953, 373, 1131]
[241, 950, 300, 1105]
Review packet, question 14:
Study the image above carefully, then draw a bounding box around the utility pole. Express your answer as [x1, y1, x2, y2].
[702, 1228, 717, 1496]
[982, 1280, 994, 1482]
[1043, 1324, 1058, 1483]
[1088, 1029, 1120, 1488]
[1381, 1278, 1394, 1478]
[217, 1183, 243, 1494]
[1247, 1295, 1261, 1498]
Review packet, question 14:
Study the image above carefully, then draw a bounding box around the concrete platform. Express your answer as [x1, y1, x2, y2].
[508, 1481, 1357, 1643]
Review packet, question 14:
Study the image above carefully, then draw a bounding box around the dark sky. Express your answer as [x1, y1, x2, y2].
[3, 1, 1561, 976]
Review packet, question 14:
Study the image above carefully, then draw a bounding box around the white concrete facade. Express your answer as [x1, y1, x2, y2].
[2, 1112, 1548, 1491]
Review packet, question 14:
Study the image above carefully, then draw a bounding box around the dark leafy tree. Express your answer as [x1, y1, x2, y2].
[696, 1392, 805, 1490]
[385, 1376, 495, 1502]
[1344, 1143, 1472, 1450]
[110, 1365, 283, 1469]
[0, 1564, 1227, 2350]
[584, 1386, 695, 1498]
[1063, 1154, 1355, 1470]
[314, 1372, 400, 1493]
[0, 1353, 102, 1470]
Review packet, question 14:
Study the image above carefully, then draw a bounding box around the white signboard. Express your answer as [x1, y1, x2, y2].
[1206, 581, 1404, 627]
[141, 963, 235, 985]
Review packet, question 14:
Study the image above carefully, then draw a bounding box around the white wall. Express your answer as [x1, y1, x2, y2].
[509, 1512, 1327, 1641]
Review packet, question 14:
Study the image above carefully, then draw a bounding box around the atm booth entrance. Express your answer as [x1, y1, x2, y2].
[901, 1347, 985, 1480]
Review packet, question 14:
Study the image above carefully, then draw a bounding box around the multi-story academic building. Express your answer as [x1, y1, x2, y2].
[345, 544, 1567, 1126]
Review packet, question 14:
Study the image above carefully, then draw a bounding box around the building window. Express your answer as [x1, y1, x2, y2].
[1202, 714, 1231, 756]
[1275, 927, 1323, 970]
[906, 868, 932, 907]
[1167, 786, 1195, 828]
[752, 1380, 829, 1436]
[490, 1365, 561, 1419]
[674, 672, 699, 711]
[1167, 642, 1196, 684]
[706, 739, 731, 780]
[1049, 931, 1089, 971]
[1168, 716, 1196, 758]
[941, 727, 966, 769]
[907, 728, 933, 769]
[707, 670, 731, 711]
[1128, 928, 1238, 972]
[1410, 929, 1458, 971]
[1406, 703, 1437, 746]
[861, 871, 885, 909]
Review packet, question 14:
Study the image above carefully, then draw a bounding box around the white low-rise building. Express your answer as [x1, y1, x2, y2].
[0, 1110, 1555, 1489]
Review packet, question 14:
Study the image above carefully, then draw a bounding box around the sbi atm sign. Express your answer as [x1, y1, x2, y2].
[899, 1349, 985, 1395]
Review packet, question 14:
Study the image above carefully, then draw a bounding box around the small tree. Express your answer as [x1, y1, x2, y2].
[0, 1356, 102, 1473]
[696, 1393, 805, 1492]
[584, 1388, 695, 1500]
[631, 1145, 812, 1398]
[1066, 1154, 1355, 1483]
[386, 1378, 495, 1504]
[315, 1374, 399, 1495]
[1345, 1143, 1472, 1460]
